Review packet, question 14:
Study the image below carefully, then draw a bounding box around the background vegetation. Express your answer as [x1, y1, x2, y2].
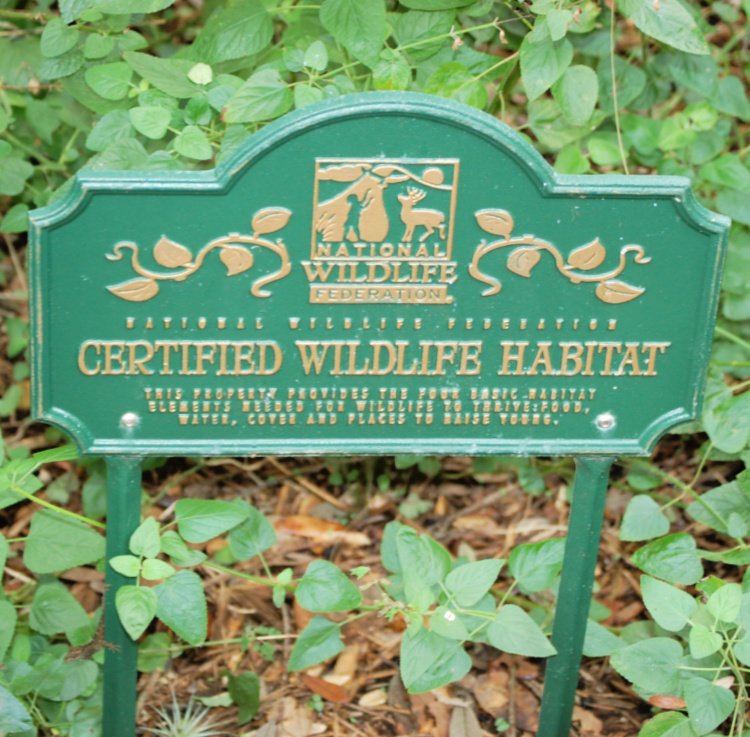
[1, 0, 749, 735]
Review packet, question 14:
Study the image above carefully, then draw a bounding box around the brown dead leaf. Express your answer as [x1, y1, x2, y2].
[358, 689, 387, 708]
[333, 643, 360, 683]
[293, 597, 314, 631]
[648, 694, 687, 709]
[573, 705, 604, 736]
[275, 515, 370, 547]
[299, 674, 350, 704]
[411, 692, 450, 737]
[467, 670, 509, 717]
[276, 696, 326, 737]
[452, 515, 504, 535]
[449, 705, 482, 737]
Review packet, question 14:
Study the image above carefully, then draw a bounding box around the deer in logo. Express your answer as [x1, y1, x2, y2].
[397, 187, 446, 242]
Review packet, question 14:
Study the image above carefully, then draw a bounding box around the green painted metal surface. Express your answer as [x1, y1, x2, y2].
[30, 92, 728, 459]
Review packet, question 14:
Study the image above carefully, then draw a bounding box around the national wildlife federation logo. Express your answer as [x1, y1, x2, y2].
[305, 158, 460, 304]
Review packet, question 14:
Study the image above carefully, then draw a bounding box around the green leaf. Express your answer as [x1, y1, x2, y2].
[700, 155, 750, 193]
[684, 677, 735, 734]
[175, 499, 249, 543]
[0, 203, 28, 233]
[639, 711, 699, 737]
[84, 33, 116, 60]
[41, 18, 80, 58]
[110, 554, 142, 577]
[686, 482, 750, 535]
[445, 559, 503, 607]
[424, 61, 487, 109]
[85, 61, 133, 100]
[712, 76, 750, 121]
[304, 40, 329, 72]
[508, 537, 565, 593]
[227, 506, 277, 560]
[583, 619, 624, 657]
[160, 530, 207, 567]
[399, 627, 471, 693]
[429, 606, 470, 640]
[393, 10, 455, 62]
[631, 533, 703, 585]
[520, 35, 573, 101]
[610, 637, 683, 694]
[399, 0, 474, 8]
[487, 605, 556, 657]
[0, 599, 17, 662]
[155, 570, 207, 645]
[0, 158, 34, 197]
[546, 8, 573, 40]
[227, 672, 261, 725]
[24, 509, 105, 574]
[116, 585, 157, 640]
[641, 575, 697, 632]
[598, 56, 647, 114]
[94, 0, 176, 12]
[223, 69, 293, 124]
[130, 516, 161, 558]
[124, 51, 201, 98]
[320, 0, 386, 68]
[373, 50, 412, 91]
[706, 583, 742, 623]
[295, 560, 362, 612]
[618, 0, 709, 55]
[138, 631, 173, 673]
[190, 0, 272, 64]
[288, 616, 344, 671]
[294, 83, 324, 109]
[621, 496, 670, 541]
[394, 524, 451, 610]
[142, 558, 176, 580]
[86, 109, 134, 152]
[688, 624, 722, 660]
[0, 684, 33, 734]
[60, 0, 95, 23]
[129, 105, 171, 139]
[551, 65, 598, 126]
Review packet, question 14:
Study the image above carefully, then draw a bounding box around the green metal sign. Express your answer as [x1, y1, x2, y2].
[29, 93, 729, 737]
[30, 93, 727, 458]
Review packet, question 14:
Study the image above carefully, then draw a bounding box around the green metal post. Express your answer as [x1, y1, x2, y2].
[103, 456, 142, 737]
[537, 456, 614, 737]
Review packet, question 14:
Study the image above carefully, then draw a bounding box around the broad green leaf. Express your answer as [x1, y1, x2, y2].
[160, 529, 207, 566]
[700, 155, 750, 193]
[304, 40, 328, 71]
[641, 575, 697, 632]
[288, 616, 343, 671]
[0, 534, 7, 574]
[129, 105, 171, 139]
[190, 0, 272, 64]
[424, 62, 487, 108]
[84, 33, 116, 60]
[223, 69, 293, 124]
[546, 8, 573, 40]
[0, 599, 17, 661]
[0, 158, 34, 197]
[138, 631, 173, 673]
[373, 50, 412, 91]
[1, 203, 29, 233]
[621, 495, 670, 541]
[598, 56, 647, 114]
[130, 516, 160, 558]
[86, 110, 134, 152]
[59, 660, 98, 701]
[687, 482, 750, 536]
[508, 537, 565, 593]
[706, 583, 742, 623]
[41, 18, 80, 58]
[227, 672, 261, 725]
[445, 559, 503, 607]
[712, 75, 750, 121]
[393, 10, 455, 62]
[155, 570, 207, 645]
[24, 510, 105, 573]
[174, 125, 213, 161]
[110, 554, 142, 577]
[519, 35, 573, 101]
[84, 61, 132, 100]
[141, 558, 176, 581]
[429, 606, 470, 640]
[583, 619, 624, 657]
[94, 0, 176, 12]
[400, 627, 471, 693]
[60, 0, 95, 23]
[618, 0, 709, 55]
[320, 0, 386, 68]
[295, 560, 362, 612]
[732, 631, 750, 667]
[395, 524, 451, 610]
[0, 684, 33, 734]
[688, 624, 722, 660]
[227, 506, 276, 560]
[487, 605, 556, 657]
[610, 637, 683, 694]
[631, 533, 703, 585]
[175, 499, 249, 543]
[294, 83, 324, 109]
[116, 585, 157, 640]
[124, 51, 201, 98]
[639, 711, 699, 737]
[703, 392, 750, 454]
[552, 65, 598, 126]
[399, 0, 475, 8]
[684, 677, 735, 734]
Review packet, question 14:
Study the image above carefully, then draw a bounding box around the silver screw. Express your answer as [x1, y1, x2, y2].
[120, 412, 140, 429]
[595, 412, 616, 431]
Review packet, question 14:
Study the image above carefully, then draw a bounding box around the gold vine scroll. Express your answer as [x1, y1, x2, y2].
[105, 207, 292, 302]
[469, 208, 651, 305]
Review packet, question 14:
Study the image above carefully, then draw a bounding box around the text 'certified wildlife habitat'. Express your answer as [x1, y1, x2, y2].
[30, 93, 728, 457]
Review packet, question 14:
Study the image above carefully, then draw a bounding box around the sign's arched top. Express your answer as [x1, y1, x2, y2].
[30, 92, 729, 456]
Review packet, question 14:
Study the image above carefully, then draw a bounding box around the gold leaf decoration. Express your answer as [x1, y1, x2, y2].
[506, 247, 541, 278]
[107, 278, 159, 302]
[421, 167, 444, 185]
[476, 209, 514, 238]
[595, 280, 644, 304]
[220, 245, 254, 276]
[153, 236, 193, 268]
[567, 237, 606, 271]
[251, 207, 292, 236]
[372, 165, 396, 177]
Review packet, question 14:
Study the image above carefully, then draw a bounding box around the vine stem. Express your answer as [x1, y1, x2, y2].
[609, 4, 630, 175]
[202, 560, 295, 589]
[9, 484, 106, 529]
